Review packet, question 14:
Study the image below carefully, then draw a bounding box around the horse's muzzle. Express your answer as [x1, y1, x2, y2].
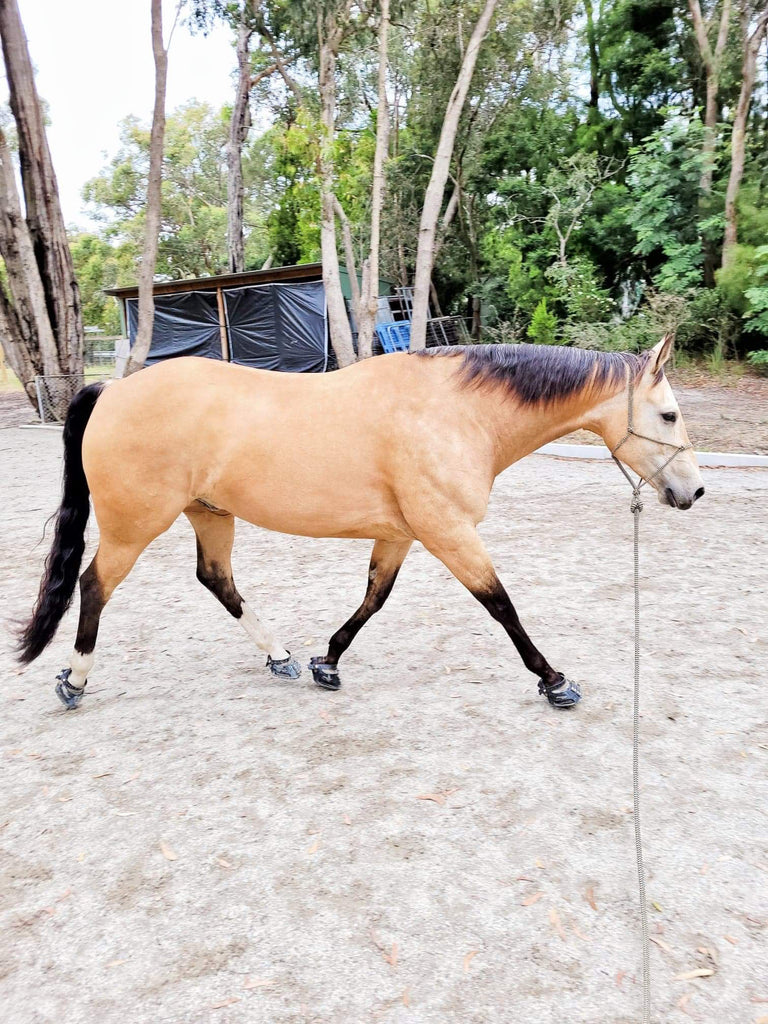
[662, 485, 705, 510]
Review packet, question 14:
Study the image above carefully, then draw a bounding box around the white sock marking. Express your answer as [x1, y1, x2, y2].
[240, 603, 289, 661]
[69, 649, 94, 689]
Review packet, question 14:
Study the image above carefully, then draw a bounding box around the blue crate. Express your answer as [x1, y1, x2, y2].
[375, 321, 411, 353]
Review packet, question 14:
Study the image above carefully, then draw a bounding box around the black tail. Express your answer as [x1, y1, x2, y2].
[17, 382, 106, 664]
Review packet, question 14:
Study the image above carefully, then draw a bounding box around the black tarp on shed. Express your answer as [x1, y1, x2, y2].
[126, 291, 222, 363]
[225, 280, 327, 372]
[126, 279, 327, 372]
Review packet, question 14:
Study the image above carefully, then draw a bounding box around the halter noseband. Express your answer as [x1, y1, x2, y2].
[610, 371, 693, 512]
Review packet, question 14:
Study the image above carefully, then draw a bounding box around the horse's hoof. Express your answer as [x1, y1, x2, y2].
[538, 675, 581, 709]
[266, 653, 301, 680]
[308, 657, 341, 691]
[55, 668, 86, 710]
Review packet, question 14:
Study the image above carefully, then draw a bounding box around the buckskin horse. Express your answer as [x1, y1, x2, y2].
[18, 334, 704, 710]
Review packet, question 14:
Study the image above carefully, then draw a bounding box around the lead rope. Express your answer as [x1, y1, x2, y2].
[631, 488, 651, 1024]
[611, 371, 692, 1024]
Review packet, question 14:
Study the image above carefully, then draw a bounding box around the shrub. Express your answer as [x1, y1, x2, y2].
[527, 298, 558, 345]
[746, 350, 768, 375]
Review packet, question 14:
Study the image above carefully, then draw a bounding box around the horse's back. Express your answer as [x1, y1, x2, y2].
[81, 354, 467, 540]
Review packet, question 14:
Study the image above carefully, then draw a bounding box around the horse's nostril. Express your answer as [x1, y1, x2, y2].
[694, 486, 705, 501]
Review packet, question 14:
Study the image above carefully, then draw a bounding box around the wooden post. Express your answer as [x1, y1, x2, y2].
[216, 287, 229, 361]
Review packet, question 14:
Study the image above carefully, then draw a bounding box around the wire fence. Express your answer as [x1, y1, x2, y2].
[33, 372, 113, 425]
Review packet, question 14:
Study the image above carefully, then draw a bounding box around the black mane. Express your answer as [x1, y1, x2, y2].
[415, 343, 653, 406]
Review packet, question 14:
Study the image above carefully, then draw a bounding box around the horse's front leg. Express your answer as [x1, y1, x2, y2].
[422, 526, 581, 708]
[310, 539, 412, 690]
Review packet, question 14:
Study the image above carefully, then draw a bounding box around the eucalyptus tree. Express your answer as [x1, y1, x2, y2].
[125, 0, 176, 375]
[0, 0, 83, 413]
[722, 1, 768, 267]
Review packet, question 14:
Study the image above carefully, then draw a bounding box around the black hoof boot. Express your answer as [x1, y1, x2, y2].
[266, 652, 301, 680]
[538, 675, 581, 709]
[55, 668, 86, 710]
[308, 657, 341, 691]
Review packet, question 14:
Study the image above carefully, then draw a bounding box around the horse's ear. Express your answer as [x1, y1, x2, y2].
[648, 333, 674, 379]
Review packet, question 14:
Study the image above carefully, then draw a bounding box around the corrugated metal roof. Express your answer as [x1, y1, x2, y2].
[104, 262, 324, 299]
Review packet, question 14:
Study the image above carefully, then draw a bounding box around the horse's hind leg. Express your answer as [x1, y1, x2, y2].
[185, 505, 300, 679]
[310, 539, 412, 690]
[56, 536, 144, 709]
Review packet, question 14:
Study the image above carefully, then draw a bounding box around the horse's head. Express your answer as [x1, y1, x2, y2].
[600, 335, 705, 510]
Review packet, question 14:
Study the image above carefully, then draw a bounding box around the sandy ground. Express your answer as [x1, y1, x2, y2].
[1, 426, 766, 1024]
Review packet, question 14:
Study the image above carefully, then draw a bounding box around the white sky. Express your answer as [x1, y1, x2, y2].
[13, 0, 237, 229]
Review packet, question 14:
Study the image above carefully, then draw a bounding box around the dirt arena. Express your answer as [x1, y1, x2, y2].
[1, 420, 766, 1023]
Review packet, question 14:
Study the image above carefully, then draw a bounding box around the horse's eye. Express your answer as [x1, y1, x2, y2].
[661, 411, 677, 423]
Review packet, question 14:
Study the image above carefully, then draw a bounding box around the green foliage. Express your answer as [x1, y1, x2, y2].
[746, 350, 768, 375]
[69, 233, 135, 333]
[70, 0, 768, 369]
[743, 246, 768, 338]
[527, 298, 558, 345]
[83, 102, 271, 279]
[624, 111, 709, 293]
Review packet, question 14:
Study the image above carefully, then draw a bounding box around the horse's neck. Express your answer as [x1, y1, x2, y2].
[479, 386, 614, 473]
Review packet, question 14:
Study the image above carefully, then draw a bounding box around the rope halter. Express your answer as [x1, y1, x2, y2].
[610, 371, 693, 514]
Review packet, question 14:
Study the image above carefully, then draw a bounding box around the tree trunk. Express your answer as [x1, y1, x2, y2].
[0, 128, 59, 387]
[124, 0, 168, 375]
[356, 0, 390, 361]
[688, 0, 731, 195]
[318, 9, 356, 368]
[410, 0, 498, 351]
[333, 195, 362, 323]
[0, 0, 83, 386]
[584, 0, 601, 113]
[227, 17, 254, 274]
[722, 7, 768, 268]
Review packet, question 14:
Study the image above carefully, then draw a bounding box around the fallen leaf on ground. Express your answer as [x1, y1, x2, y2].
[92, 772, 112, 779]
[306, 840, 320, 855]
[106, 959, 126, 968]
[723, 935, 738, 945]
[549, 907, 566, 941]
[402, 989, 410, 1007]
[215, 857, 232, 869]
[343, 814, 352, 825]
[675, 968, 715, 980]
[522, 892, 544, 906]
[243, 978, 275, 989]
[210, 997, 240, 1009]
[463, 950, 478, 972]
[572, 924, 590, 942]
[383, 943, 398, 968]
[585, 886, 597, 912]
[754, 1017, 768, 1023]
[652, 901, 663, 912]
[649, 936, 673, 954]
[616, 970, 626, 988]
[159, 841, 177, 861]
[416, 790, 455, 805]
